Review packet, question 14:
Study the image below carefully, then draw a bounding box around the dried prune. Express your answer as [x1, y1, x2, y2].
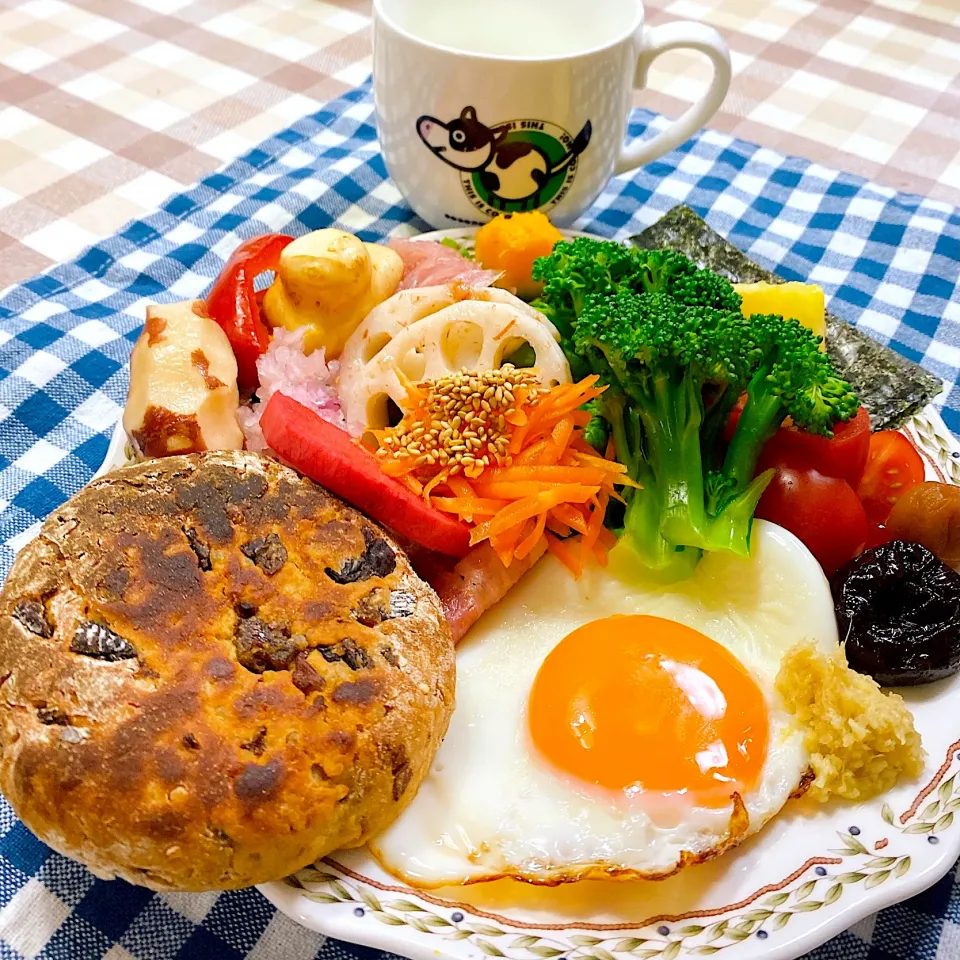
[831, 540, 960, 685]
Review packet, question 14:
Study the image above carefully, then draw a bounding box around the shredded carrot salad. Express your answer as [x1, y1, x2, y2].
[373, 368, 631, 575]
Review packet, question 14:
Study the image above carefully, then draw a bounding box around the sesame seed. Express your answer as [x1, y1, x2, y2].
[376, 365, 548, 477]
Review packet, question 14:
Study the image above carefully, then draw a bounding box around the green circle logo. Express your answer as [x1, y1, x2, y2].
[465, 123, 579, 214]
[415, 108, 592, 220]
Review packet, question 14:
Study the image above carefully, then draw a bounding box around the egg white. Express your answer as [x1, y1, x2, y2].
[370, 521, 838, 887]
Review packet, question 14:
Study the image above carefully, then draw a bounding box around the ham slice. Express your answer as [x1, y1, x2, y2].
[411, 540, 547, 643]
[389, 239, 501, 291]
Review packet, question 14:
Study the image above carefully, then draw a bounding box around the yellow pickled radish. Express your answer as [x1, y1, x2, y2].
[733, 281, 826, 348]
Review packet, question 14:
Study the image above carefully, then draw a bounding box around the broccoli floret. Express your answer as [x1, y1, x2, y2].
[575, 291, 770, 569]
[532, 238, 642, 379]
[714, 313, 861, 513]
[532, 242, 743, 380]
[531, 239, 858, 583]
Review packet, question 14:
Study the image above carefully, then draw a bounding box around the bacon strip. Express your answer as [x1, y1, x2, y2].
[412, 540, 547, 642]
[389, 239, 501, 292]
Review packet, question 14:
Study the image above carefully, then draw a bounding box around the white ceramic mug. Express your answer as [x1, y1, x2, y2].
[372, 0, 731, 227]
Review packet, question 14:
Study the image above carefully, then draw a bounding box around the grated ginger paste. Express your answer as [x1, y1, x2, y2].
[775, 641, 924, 802]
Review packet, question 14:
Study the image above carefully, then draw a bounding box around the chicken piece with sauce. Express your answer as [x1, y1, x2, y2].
[123, 300, 243, 458]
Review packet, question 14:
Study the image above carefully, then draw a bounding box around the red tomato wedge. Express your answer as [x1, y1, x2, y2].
[206, 233, 292, 391]
[759, 406, 871, 488]
[261, 392, 471, 557]
[856, 430, 925, 524]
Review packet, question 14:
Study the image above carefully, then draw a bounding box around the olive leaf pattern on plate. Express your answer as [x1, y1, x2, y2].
[288, 833, 910, 959]
[288, 738, 960, 957]
[904, 410, 960, 485]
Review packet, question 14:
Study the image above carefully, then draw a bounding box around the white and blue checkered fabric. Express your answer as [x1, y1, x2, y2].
[1, 80, 959, 960]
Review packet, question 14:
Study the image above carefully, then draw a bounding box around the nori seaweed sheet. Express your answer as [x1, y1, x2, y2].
[630, 205, 941, 430]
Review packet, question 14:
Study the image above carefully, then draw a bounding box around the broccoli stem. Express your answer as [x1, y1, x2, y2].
[717, 371, 786, 510]
[613, 482, 703, 583]
[632, 368, 714, 553]
[595, 388, 700, 583]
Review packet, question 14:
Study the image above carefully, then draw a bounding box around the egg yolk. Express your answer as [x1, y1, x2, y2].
[527, 616, 769, 806]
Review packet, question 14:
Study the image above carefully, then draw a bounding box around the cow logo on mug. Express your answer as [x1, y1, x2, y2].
[416, 106, 592, 217]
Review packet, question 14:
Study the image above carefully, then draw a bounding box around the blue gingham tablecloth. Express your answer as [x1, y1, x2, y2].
[1, 79, 960, 960]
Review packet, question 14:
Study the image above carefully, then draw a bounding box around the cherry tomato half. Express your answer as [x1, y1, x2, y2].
[756, 464, 868, 576]
[759, 406, 871, 488]
[856, 431, 925, 524]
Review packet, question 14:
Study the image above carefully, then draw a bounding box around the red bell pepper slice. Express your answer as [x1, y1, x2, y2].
[260, 392, 471, 558]
[206, 233, 293, 391]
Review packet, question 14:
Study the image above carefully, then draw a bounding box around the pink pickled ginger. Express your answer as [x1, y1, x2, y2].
[389, 238, 501, 291]
[239, 327, 345, 452]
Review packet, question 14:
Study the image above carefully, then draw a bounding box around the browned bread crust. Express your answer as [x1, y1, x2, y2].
[0, 451, 454, 890]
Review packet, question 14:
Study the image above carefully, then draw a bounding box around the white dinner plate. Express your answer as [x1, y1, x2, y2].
[99, 228, 960, 960]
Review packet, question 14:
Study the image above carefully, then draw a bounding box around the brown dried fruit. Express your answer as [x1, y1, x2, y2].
[886, 481, 960, 571]
[326, 528, 395, 584]
[241, 533, 287, 576]
[234, 618, 305, 673]
[319, 638, 371, 671]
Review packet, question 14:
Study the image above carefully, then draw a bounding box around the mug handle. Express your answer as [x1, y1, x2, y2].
[615, 21, 731, 175]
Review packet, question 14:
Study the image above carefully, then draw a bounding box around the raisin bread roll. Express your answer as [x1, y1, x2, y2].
[0, 451, 454, 890]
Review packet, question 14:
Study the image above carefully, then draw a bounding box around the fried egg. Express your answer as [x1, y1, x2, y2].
[370, 521, 837, 887]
